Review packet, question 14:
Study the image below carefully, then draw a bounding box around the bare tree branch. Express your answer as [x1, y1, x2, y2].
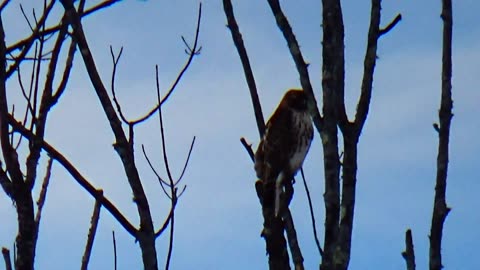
[25, 12, 70, 190]
[1, 247, 12, 270]
[112, 231, 117, 270]
[0, 163, 12, 198]
[283, 209, 304, 270]
[109, 46, 129, 125]
[0, 0, 11, 13]
[81, 192, 103, 270]
[266, 0, 323, 134]
[401, 229, 416, 270]
[429, 1, 453, 270]
[319, 0, 344, 267]
[60, 0, 159, 267]
[379, 14, 402, 37]
[6, 0, 122, 54]
[156, 63, 177, 270]
[131, 3, 202, 126]
[223, 0, 265, 137]
[7, 114, 138, 237]
[33, 157, 53, 255]
[300, 168, 323, 257]
[5, 0, 55, 79]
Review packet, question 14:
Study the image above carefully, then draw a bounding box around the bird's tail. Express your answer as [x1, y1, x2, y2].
[274, 172, 285, 217]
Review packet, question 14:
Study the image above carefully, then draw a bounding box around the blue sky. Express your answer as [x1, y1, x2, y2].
[1, 0, 479, 269]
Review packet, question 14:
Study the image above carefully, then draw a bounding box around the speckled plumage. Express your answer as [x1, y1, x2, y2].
[254, 89, 313, 216]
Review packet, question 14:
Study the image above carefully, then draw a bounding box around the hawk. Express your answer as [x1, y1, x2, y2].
[254, 89, 313, 217]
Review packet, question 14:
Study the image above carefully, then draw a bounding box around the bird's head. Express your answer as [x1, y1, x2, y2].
[282, 89, 309, 112]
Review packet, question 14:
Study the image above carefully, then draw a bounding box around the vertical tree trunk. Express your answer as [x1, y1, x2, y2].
[429, 0, 452, 269]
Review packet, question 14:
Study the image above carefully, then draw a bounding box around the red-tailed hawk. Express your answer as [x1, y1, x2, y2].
[254, 89, 313, 217]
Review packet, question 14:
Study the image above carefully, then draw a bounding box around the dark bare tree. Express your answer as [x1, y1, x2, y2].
[402, 1, 453, 270]
[0, 1, 201, 270]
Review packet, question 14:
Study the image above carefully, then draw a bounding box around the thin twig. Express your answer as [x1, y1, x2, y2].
[174, 136, 196, 185]
[379, 14, 402, 37]
[240, 137, 255, 161]
[81, 191, 103, 270]
[131, 3, 202, 125]
[112, 231, 117, 270]
[401, 229, 416, 270]
[156, 62, 176, 270]
[140, 145, 167, 187]
[6, 0, 122, 53]
[19, 4, 34, 32]
[300, 168, 323, 257]
[109, 46, 130, 124]
[5, 0, 55, 79]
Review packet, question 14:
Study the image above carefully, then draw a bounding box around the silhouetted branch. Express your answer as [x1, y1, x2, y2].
[319, 0, 344, 267]
[223, 0, 265, 137]
[240, 137, 255, 161]
[81, 191, 103, 270]
[300, 169, 323, 257]
[266, 0, 323, 134]
[155, 208, 174, 238]
[175, 136, 195, 185]
[156, 63, 177, 270]
[401, 229, 416, 270]
[33, 157, 53, 249]
[109, 46, 129, 125]
[379, 14, 402, 36]
[7, 114, 138, 237]
[283, 209, 304, 270]
[354, 2, 401, 132]
[50, 0, 85, 108]
[5, 0, 55, 79]
[7, 0, 123, 53]
[25, 11, 70, 190]
[1, 248, 12, 270]
[0, 0, 11, 13]
[60, 1, 160, 266]
[141, 145, 170, 190]
[0, 163, 12, 198]
[429, 1, 453, 270]
[112, 231, 117, 270]
[131, 3, 202, 126]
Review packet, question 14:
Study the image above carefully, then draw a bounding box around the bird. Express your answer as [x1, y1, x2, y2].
[254, 89, 313, 217]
